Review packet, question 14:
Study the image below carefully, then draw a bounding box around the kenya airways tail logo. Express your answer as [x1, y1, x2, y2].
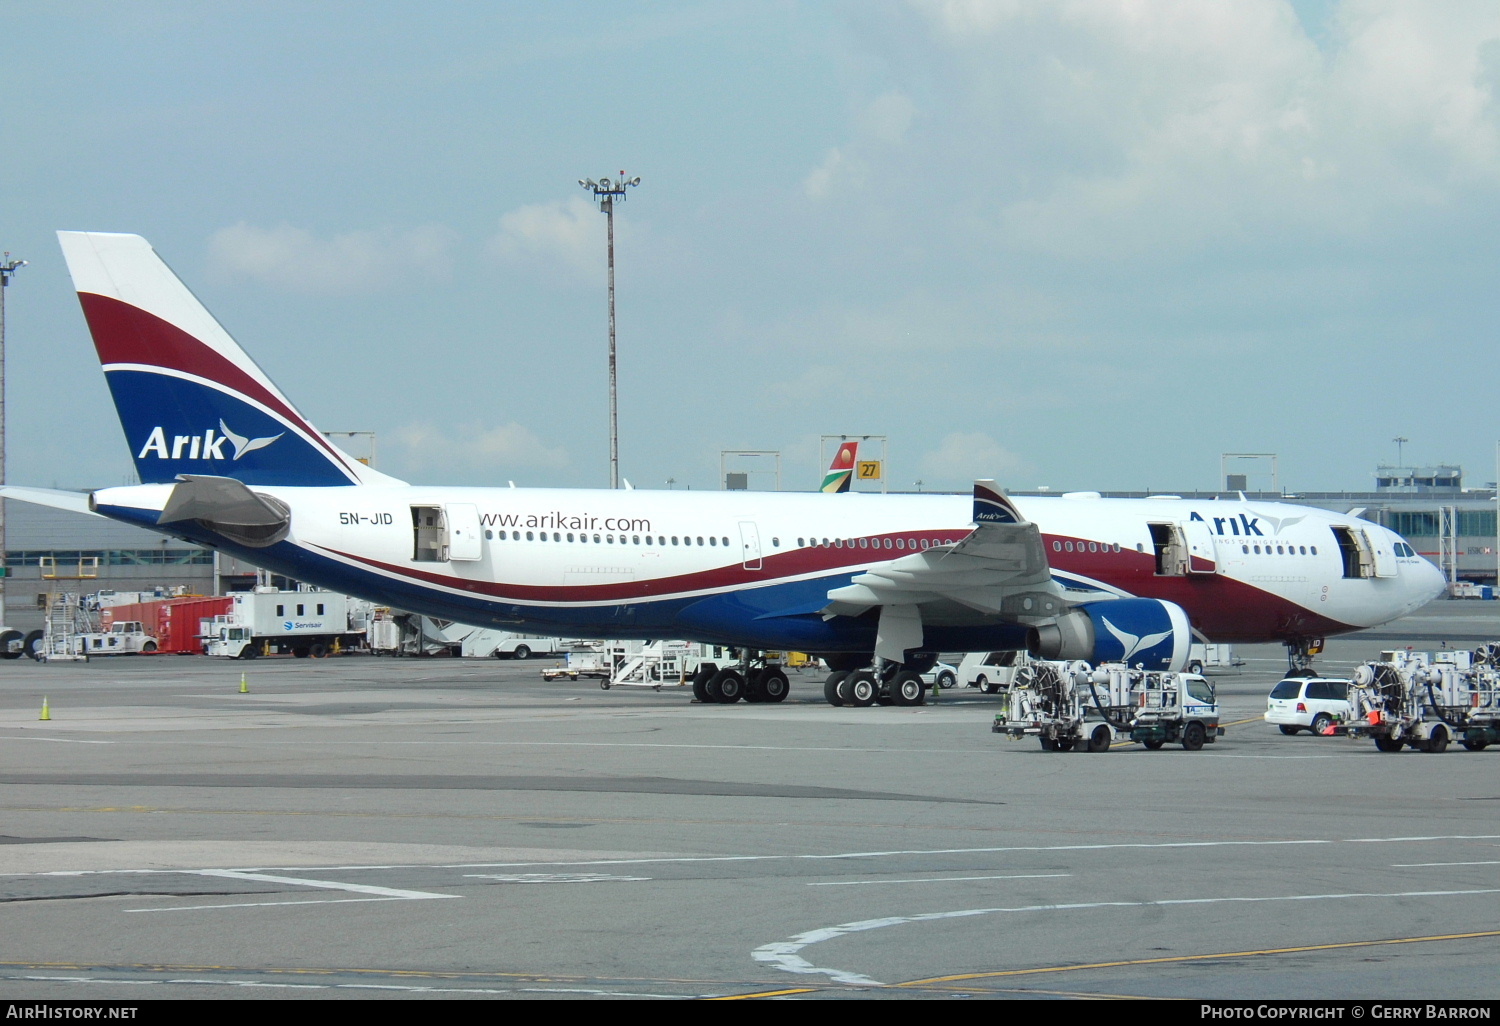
[136, 419, 284, 462]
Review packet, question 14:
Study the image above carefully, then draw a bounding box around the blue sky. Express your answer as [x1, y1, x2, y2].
[2, 1, 1498, 494]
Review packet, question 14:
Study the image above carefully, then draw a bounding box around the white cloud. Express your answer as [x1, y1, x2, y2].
[487, 196, 603, 276]
[208, 222, 458, 293]
[387, 421, 570, 484]
[804, 91, 916, 198]
[921, 431, 1029, 487]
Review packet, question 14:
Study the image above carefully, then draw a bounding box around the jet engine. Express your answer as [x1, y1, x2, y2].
[1027, 598, 1192, 671]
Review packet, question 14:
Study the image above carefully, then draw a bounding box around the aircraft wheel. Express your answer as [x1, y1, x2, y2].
[823, 671, 849, 707]
[892, 671, 925, 706]
[761, 670, 790, 703]
[845, 671, 876, 707]
[715, 670, 745, 704]
[691, 667, 713, 702]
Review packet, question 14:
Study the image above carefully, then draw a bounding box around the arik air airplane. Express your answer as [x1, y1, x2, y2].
[2, 232, 1445, 704]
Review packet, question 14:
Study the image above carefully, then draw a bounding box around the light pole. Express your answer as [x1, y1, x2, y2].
[579, 173, 640, 489]
[0, 253, 27, 626]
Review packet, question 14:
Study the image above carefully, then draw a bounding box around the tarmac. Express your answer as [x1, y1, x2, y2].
[0, 599, 1497, 1000]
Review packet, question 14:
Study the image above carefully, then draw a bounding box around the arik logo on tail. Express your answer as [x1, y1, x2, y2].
[137, 419, 284, 461]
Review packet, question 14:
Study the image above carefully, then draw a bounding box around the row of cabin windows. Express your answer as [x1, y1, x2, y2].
[1053, 541, 1127, 553]
[492, 530, 735, 547]
[1241, 544, 1318, 556]
[797, 536, 957, 550]
[274, 603, 326, 616]
[1050, 539, 1323, 558]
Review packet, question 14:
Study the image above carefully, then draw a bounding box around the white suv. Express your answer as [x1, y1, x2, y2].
[1265, 677, 1352, 736]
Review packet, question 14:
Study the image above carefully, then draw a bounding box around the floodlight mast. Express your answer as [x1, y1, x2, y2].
[0, 253, 27, 624]
[579, 173, 640, 489]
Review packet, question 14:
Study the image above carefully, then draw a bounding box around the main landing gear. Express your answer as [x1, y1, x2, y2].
[1285, 636, 1325, 677]
[689, 651, 791, 705]
[822, 659, 930, 708]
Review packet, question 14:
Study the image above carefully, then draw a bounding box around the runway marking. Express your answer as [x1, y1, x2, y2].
[194, 868, 457, 900]
[1391, 861, 1500, 867]
[0, 736, 113, 744]
[125, 898, 410, 913]
[806, 873, 1070, 887]
[897, 929, 1500, 987]
[752, 888, 1500, 986]
[463, 873, 650, 883]
[149, 832, 1500, 874]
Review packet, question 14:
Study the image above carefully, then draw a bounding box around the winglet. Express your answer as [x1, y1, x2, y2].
[972, 479, 1024, 525]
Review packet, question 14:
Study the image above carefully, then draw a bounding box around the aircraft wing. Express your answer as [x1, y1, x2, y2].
[823, 480, 1066, 622]
[0, 486, 102, 517]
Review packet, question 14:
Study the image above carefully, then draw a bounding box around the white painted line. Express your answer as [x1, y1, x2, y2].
[1390, 861, 1500, 867]
[807, 873, 1071, 887]
[463, 873, 651, 883]
[0, 736, 113, 744]
[194, 868, 456, 900]
[125, 897, 402, 913]
[752, 886, 1500, 986]
[199, 833, 1500, 874]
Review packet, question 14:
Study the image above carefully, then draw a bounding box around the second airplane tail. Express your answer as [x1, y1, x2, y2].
[58, 231, 398, 488]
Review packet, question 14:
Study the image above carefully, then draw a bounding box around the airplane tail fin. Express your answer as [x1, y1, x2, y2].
[57, 231, 401, 488]
[820, 440, 858, 493]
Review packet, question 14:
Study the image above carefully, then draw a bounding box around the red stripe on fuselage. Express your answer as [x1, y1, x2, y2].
[318, 530, 969, 604]
[1042, 534, 1354, 641]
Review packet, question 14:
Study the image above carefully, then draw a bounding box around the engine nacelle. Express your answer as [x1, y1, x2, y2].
[1027, 598, 1192, 671]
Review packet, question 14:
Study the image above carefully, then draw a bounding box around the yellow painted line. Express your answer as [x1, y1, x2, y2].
[708, 988, 820, 1000]
[894, 929, 1500, 987]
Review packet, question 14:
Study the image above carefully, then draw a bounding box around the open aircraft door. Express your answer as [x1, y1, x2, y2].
[1180, 520, 1218, 574]
[446, 503, 483, 561]
[1361, 528, 1398, 578]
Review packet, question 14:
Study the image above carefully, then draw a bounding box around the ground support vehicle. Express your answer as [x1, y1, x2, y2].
[1345, 645, 1500, 752]
[1187, 643, 1245, 675]
[73, 620, 158, 656]
[540, 646, 612, 681]
[203, 588, 365, 659]
[102, 595, 233, 654]
[1123, 671, 1224, 750]
[461, 629, 566, 660]
[604, 640, 703, 690]
[992, 660, 1115, 752]
[958, 650, 1043, 692]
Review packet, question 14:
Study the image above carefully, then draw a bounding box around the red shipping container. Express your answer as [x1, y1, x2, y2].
[101, 596, 232, 654]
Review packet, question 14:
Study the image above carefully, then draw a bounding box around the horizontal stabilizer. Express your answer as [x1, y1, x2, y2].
[0, 486, 101, 517]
